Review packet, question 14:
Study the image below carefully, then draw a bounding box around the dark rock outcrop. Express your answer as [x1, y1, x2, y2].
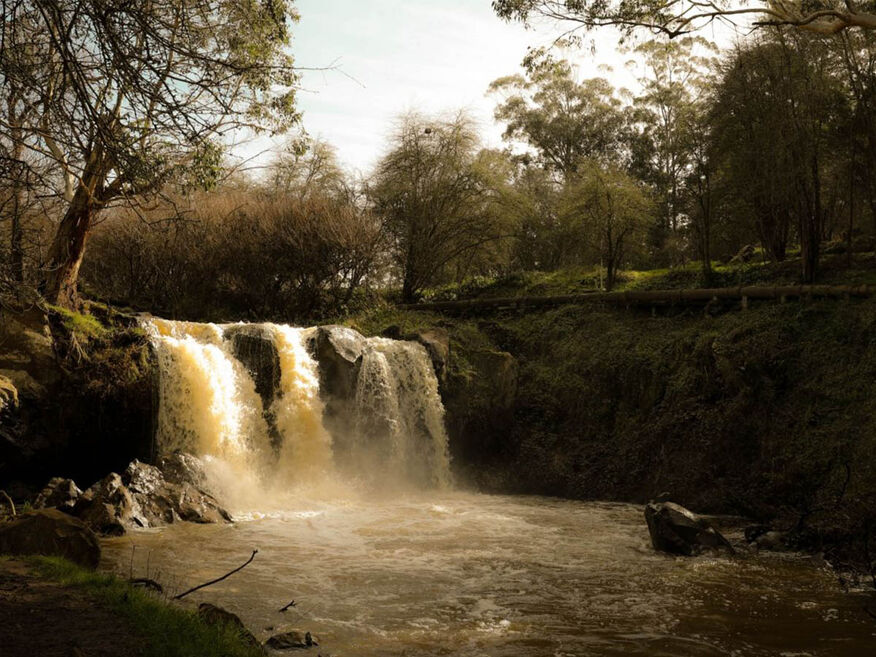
[308, 325, 366, 402]
[644, 501, 735, 556]
[224, 325, 282, 446]
[404, 328, 450, 384]
[0, 509, 100, 569]
[123, 459, 231, 527]
[158, 452, 209, 489]
[265, 630, 318, 650]
[56, 457, 230, 536]
[33, 477, 82, 512]
[198, 603, 262, 651]
[73, 473, 139, 536]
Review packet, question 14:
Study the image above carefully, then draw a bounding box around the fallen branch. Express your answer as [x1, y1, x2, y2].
[0, 490, 15, 517]
[173, 550, 258, 600]
[279, 599, 296, 612]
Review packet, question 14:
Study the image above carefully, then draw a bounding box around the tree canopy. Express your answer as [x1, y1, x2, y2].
[492, 0, 876, 38]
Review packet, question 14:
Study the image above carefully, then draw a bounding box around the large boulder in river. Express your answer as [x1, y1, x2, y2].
[308, 325, 366, 401]
[33, 477, 82, 512]
[644, 501, 735, 556]
[0, 508, 100, 569]
[0, 374, 18, 414]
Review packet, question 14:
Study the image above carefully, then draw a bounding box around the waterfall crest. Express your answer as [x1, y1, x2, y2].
[143, 318, 451, 497]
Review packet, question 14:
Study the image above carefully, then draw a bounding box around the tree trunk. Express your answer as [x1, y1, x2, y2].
[43, 191, 95, 307]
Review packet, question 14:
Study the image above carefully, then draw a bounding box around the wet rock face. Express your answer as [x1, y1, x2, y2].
[158, 452, 209, 489]
[0, 509, 100, 569]
[224, 325, 282, 446]
[308, 325, 366, 402]
[404, 328, 450, 385]
[644, 501, 736, 556]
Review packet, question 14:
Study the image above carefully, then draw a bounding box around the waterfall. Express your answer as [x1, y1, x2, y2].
[143, 318, 451, 496]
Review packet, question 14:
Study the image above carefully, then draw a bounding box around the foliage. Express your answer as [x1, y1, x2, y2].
[371, 112, 514, 301]
[0, 0, 301, 305]
[492, 0, 876, 38]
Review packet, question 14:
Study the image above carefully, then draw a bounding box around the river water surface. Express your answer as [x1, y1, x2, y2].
[102, 492, 876, 657]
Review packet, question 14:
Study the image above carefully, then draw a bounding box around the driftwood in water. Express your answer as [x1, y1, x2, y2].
[403, 284, 875, 314]
[173, 549, 257, 600]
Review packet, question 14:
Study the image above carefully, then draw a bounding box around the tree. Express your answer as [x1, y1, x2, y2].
[627, 37, 715, 265]
[493, 0, 876, 39]
[563, 160, 652, 290]
[268, 136, 350, 201]
[709, 33, 847, 281]
[489, 59, 625, 180]
[371, 112, 510, 302]
[0, 0, 300, 307]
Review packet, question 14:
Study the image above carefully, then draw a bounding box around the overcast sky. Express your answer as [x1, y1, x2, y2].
[236, 1, 739, 178]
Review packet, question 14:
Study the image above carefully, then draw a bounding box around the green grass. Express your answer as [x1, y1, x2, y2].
[26, 556, 263, 657]
[416, 253, 876, 302]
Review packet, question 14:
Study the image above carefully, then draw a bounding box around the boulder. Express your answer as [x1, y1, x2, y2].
[198, 603, 262, 651]
[644, 501, 735, 556]
[158, 452, 209, 489]
[265, 630, 318, 650]
[0, 508, 100, 569]
[308, 326, 366, 402]
[123, 459, 231, 526]
[404, 328, 450, 384]
[73, 473, 139, 536]
[33, 477, 82, 511]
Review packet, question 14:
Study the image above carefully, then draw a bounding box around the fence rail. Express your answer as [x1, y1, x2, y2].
[401, 284, 876, 313]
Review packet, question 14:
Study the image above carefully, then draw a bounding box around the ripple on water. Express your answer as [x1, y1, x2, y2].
[102, 494, 876, 657]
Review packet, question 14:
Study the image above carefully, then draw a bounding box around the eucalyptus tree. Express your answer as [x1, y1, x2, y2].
[0, 0, 301, 306]
[371, 112, 511, 302]
[627, 37, 715, 263]
[489, 59, 625, 180]
[268, 136, 351, 202]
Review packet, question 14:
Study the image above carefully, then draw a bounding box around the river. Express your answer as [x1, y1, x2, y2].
[102, 492, 876, 657]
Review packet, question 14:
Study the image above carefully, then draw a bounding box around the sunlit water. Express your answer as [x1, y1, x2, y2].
[102, 493, 876, 657]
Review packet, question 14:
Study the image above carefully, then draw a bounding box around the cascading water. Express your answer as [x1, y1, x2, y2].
[143, 318, 451, 504]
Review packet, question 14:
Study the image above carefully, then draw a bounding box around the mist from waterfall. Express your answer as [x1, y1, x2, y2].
[143, 318, 451, 508]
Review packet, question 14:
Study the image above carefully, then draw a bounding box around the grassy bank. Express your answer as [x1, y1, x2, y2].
[18, 556, 262, 657]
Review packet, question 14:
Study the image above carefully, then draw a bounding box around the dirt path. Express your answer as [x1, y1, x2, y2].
[0, 559, 143, 657]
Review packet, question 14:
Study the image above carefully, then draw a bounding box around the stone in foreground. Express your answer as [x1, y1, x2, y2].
[265, 630, 319, 650]
[0, 508, 100, 569]
[644, 501, 735, 556]
[198, 602, 263, 652]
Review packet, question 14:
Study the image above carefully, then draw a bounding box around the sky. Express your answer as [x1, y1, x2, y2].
[235, 0, 636, 177]
[235, 1, 740, 178]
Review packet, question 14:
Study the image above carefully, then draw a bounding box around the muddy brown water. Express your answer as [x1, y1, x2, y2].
[102, 493, 876, 656]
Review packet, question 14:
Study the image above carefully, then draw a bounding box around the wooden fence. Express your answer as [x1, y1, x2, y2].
[401, 284, 876, 314]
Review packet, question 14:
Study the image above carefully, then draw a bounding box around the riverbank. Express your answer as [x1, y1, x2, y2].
[346, 292, 876, 573]
[0, 556, 264, 657]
